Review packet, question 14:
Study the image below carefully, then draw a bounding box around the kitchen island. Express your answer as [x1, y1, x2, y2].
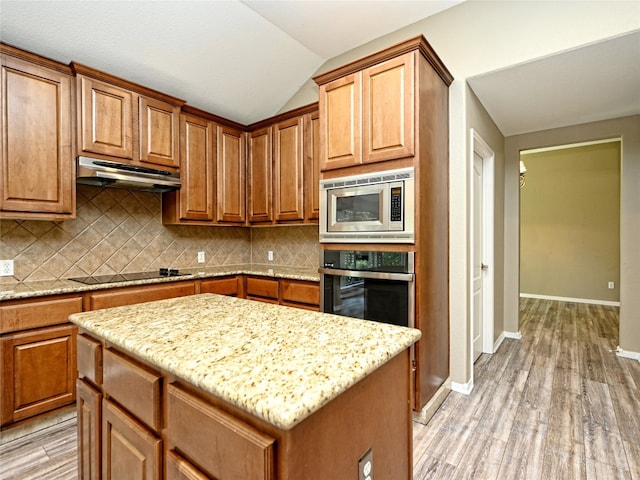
[69, 293, 420, 480]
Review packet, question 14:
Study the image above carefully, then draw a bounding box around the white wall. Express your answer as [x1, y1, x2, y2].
[283, 0, 640, 386]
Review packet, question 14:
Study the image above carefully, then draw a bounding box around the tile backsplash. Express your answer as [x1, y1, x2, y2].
[0, 185, 319, 282]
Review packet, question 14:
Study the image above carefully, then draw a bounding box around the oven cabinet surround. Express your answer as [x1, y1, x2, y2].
[71, 294, 419, 480]
[0, 294, 82, 426]
[71, 63, 185, 170]
[314, 35, 453, 411]
[247, 104, 320, 225]
[0, 44, 75, 220]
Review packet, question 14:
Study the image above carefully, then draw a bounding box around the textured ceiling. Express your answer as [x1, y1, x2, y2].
[0, 0, 461, 125]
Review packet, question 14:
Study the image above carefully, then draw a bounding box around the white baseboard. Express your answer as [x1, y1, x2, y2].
[504, 330, 522, 340]
[520, 292, 620, 307]
[493, 332, 506, 352]
[412, 379, 452, 425]
[616, 347, 640, 362]
[451, 377, 474, 395]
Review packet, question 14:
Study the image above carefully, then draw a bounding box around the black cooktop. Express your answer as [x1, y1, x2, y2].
[69, 269, 186, 285]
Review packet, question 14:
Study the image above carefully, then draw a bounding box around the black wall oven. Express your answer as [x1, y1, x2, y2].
[319, 250, 414, 328]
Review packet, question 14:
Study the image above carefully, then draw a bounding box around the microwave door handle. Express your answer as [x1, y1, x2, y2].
[318, 267, 414, 282]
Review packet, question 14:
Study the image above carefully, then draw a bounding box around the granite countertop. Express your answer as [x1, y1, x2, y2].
[0, 264, 319, 301]
[69, 293, 420, 430]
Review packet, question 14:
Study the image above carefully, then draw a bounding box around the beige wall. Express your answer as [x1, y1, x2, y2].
[505, 115, 640, 353]
[520, 142, 621, 302]
[281, 0, 640, 386]
[0, 185, 318, 283]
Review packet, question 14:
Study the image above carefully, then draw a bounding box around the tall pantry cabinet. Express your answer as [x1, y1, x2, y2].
[314, 36, 453, 410]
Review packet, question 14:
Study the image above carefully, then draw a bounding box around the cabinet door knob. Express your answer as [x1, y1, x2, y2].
[481, 263, 489, 270]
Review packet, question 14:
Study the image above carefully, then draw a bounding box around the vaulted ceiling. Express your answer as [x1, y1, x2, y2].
[0, 0, 462, 125]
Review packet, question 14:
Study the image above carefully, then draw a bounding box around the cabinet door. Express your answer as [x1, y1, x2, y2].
[217, 126, 246, 223]
[102, 399, 161, 480]
[304, 111, 320, 221]
[78, 75, 133, 160]
[179, 114, 215, 221]
[248, 127, 273, 223]
[362, 52, 415, 164]
[77, 379, 102, 480]
[318, 72, 361, 170]
[140, 96, 180, 168]
[0, 324, 77, 426]
[274, 117, 304, 222]
[0, 56, 74, 217]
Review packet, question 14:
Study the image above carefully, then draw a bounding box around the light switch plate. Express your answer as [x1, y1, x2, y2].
[197, 251, 205, 264]
[268, 251, 274, 262]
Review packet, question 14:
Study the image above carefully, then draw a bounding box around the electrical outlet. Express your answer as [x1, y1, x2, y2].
[0, 260, 14, 276]
[358, 448, 373, 480]
[608, 281, 615, 289]
[197, 251, 205, 264]
[268, 250, 274, 262]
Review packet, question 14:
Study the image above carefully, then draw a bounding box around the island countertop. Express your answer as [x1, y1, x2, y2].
[69, 293, 420, 430]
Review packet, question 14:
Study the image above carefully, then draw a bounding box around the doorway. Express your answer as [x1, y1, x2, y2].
[470, 129, 495, 364]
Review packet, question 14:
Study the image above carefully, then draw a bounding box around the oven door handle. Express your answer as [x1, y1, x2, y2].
[318, 267, 414, 282]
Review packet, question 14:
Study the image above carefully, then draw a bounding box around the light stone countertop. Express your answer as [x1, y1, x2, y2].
[0, 264, 319, 301]
[69, 293, 421, 430]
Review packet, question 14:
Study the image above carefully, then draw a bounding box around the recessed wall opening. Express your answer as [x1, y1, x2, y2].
[519, 138, 622, 307]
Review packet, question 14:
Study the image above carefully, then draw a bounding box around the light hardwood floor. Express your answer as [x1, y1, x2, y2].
[1, 299, 638, 479]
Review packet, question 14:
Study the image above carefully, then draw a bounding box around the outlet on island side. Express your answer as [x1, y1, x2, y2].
[358, 448, 373, 480]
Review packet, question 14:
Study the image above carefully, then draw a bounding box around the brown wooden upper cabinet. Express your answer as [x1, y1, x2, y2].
[0, 44, 75, 220]
[248, 127, 273, 223]
[317, 52, 415, 171]
[247, 105, 319, 225]
[305, 111, 320, 221]
[72, 63, 183, 170]
[162, 112, 216, 223]
[216, 125, 246, 224]
[273, 116, 304, 222]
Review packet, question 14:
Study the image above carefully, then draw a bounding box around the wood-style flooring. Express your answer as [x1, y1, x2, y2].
[1, 298, 639, 479]
[414, 298, 640, 479]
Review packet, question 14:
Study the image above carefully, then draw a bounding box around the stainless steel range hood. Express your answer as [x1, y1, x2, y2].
[76, 157, 181, 193]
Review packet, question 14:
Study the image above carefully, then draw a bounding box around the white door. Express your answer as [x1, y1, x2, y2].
[472, 152, 484, 361]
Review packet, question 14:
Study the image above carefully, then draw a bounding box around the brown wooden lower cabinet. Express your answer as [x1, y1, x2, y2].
[200, 276, 243, 297]
[77, 333, 412, 479]
[102, 399, 162, 480]
[0, 323, 77, 426]
[87, 281, 196, 311]
[77, 379, 102, 480]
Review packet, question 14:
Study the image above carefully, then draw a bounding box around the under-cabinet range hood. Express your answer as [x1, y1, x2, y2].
[76, 156, 181, 193]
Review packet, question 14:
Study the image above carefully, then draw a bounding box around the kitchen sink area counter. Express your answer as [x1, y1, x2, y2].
[70, 293, 420, 479]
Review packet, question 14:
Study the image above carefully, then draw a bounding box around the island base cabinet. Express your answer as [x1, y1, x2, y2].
[167, 385, 276, 480]
[166, 450, 209, 480]
[102, 399, 162, 480]
[77, 379, 102, 480]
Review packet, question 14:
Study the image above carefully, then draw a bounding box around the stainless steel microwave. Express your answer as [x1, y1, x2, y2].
[319, 167, 415, 243]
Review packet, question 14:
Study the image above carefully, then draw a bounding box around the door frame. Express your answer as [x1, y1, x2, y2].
[470, 129, 495, 358]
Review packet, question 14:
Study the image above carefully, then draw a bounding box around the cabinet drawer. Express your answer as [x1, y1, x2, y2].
[246, 277, 278, 300]
[167, 385, 275, 480]
[0, 296, 83, 334]
[77, 334, 103, 385]
[280, 280, 319, 306]
[102, 349, 161, 431]
[88, 282, 196, 310]
[166, 450, 208, 480]
[200, 276, 239, 296]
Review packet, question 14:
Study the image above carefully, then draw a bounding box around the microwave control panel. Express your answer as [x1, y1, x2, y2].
[390, 186, 403, 223]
